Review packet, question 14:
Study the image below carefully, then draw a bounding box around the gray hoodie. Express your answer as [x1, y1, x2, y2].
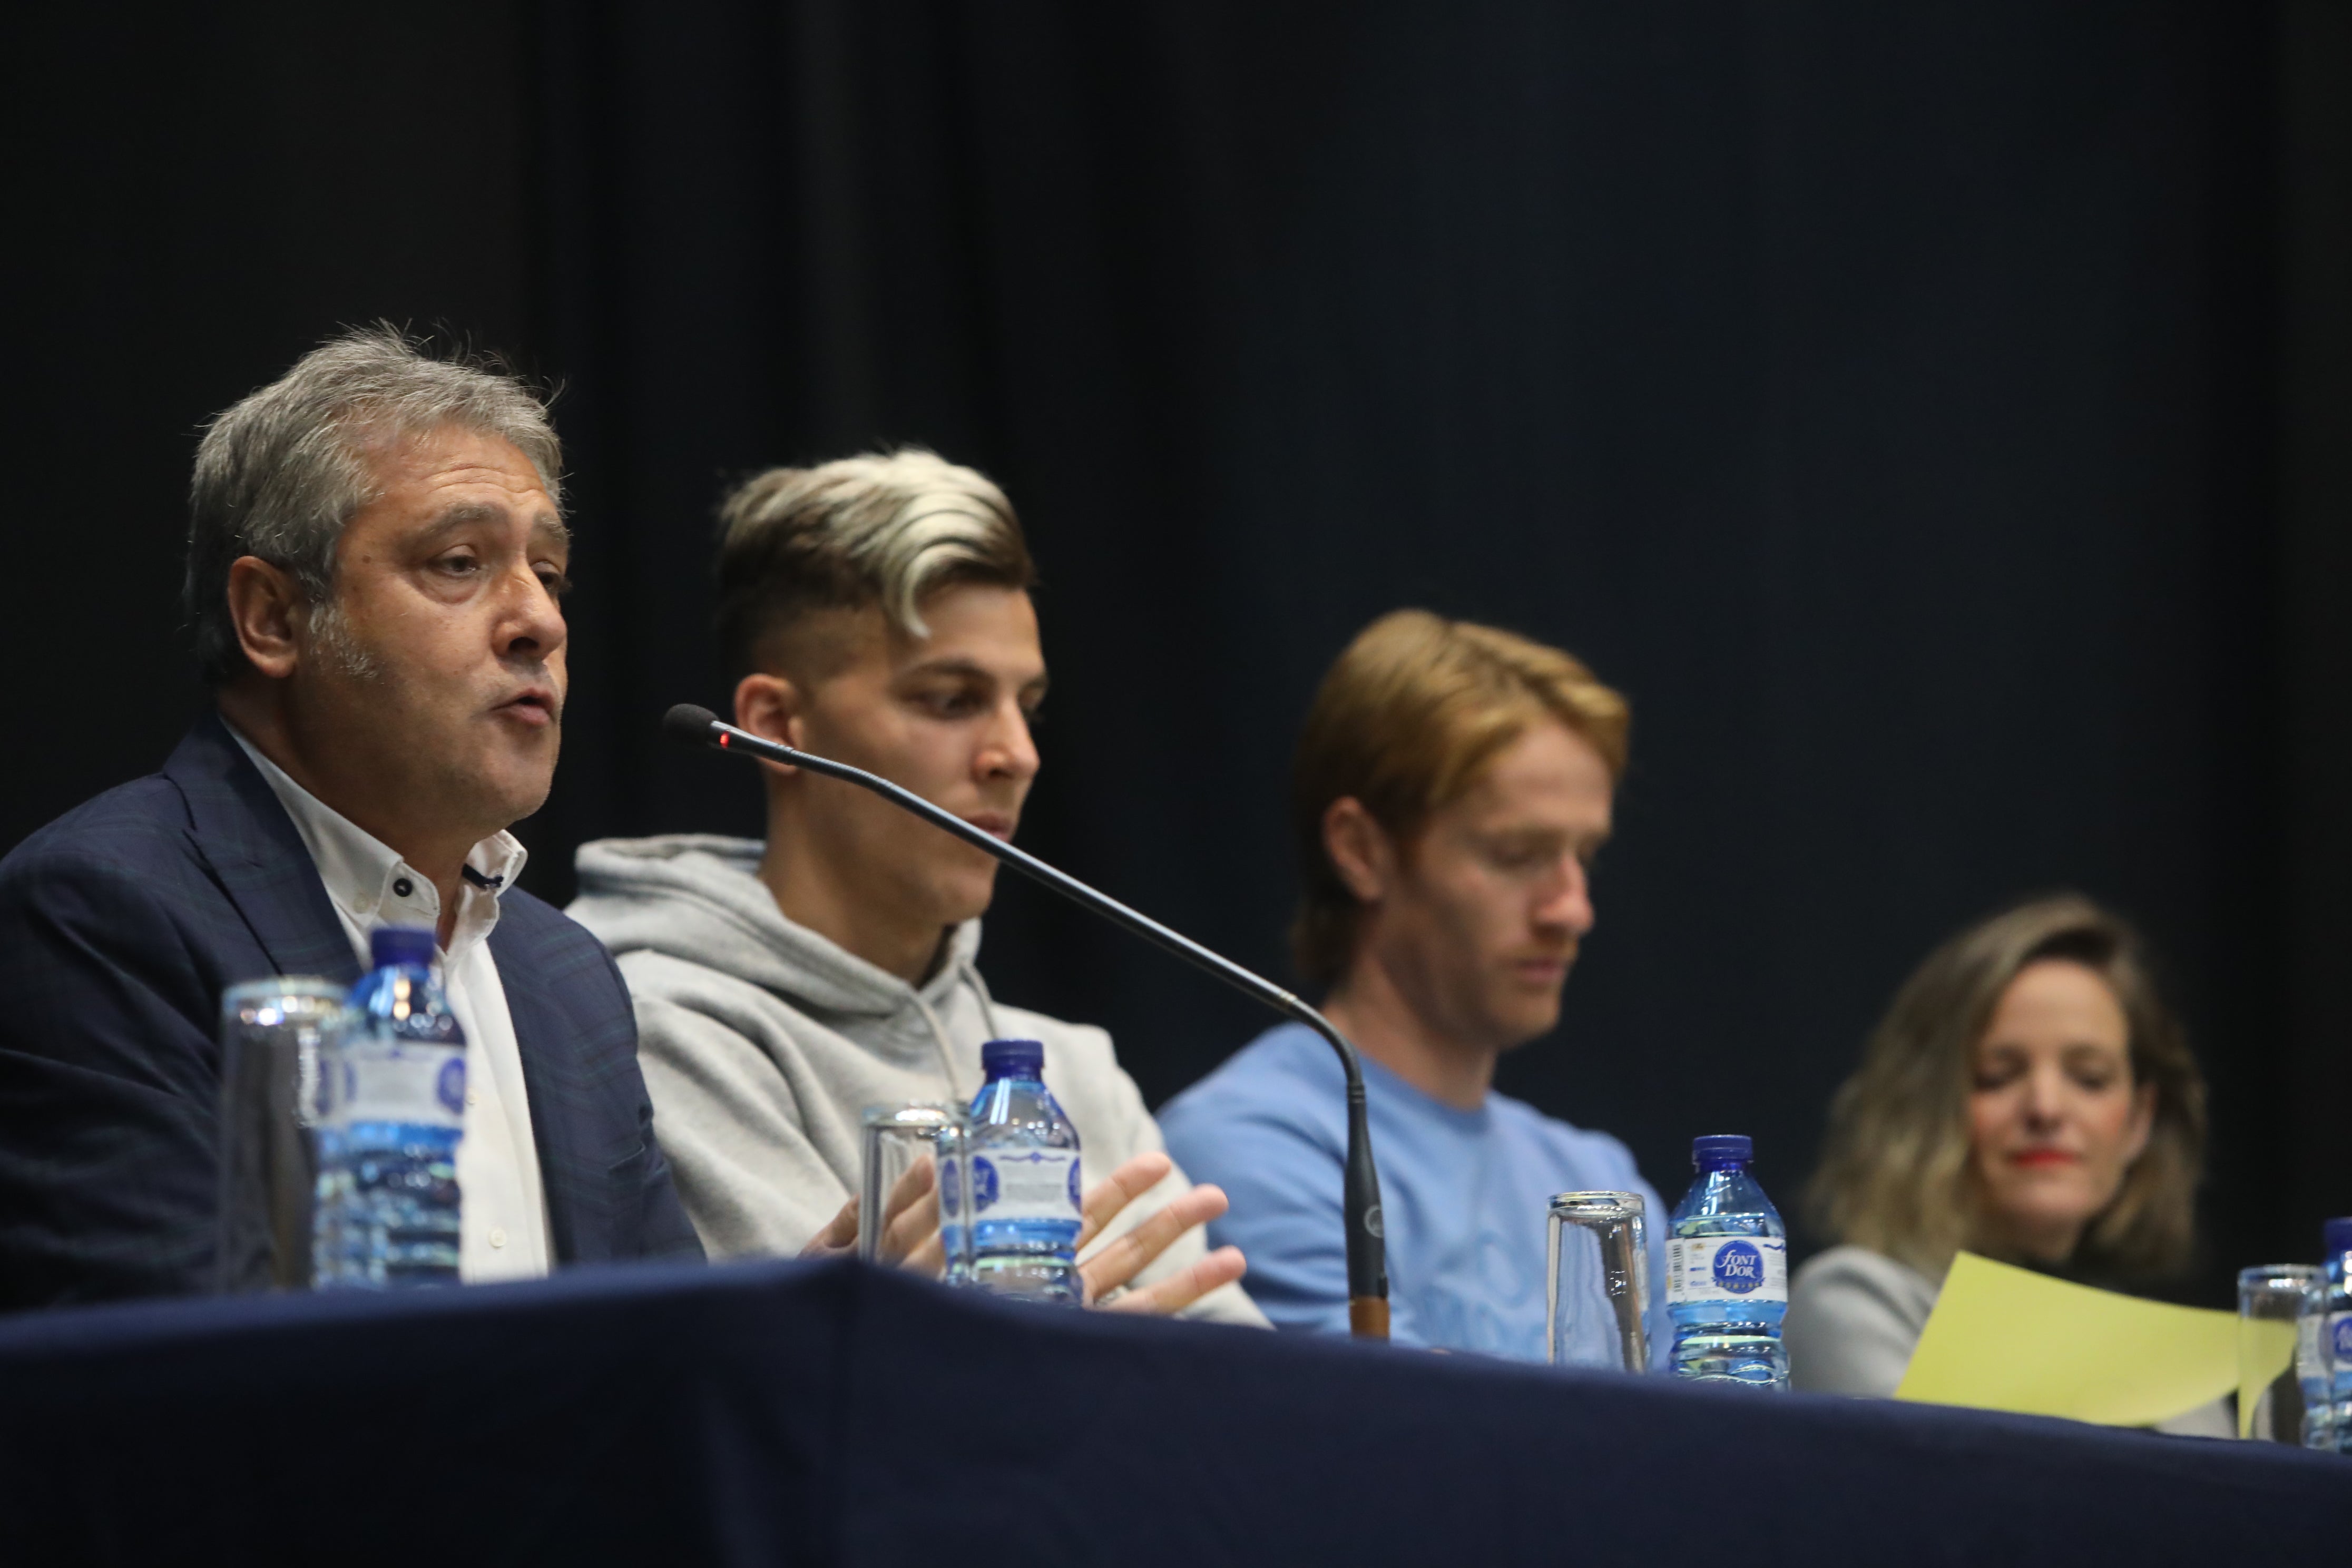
[569, 834, 1265, 1325]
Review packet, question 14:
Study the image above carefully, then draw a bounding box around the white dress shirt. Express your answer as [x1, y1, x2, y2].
[229, 727, 553, 1284]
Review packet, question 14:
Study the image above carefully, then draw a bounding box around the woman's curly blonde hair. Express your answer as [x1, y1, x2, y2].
[1808, 894, 2206, 1281]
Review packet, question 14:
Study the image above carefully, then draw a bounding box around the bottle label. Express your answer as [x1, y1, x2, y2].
[970, 1149, 1082, 1221]
[321, 1041, 466, 1132]
[1665, 1234, 1788, 1306]
[938, 1154, 964, 1221]
[2300, 1311, 2349, 1385]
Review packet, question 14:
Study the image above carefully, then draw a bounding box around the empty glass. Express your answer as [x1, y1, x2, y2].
[215, 977, 348, 1293]
[1548, 1191, 1649, 1372]
[859, 1102, 974, 1283]
[2238, 1263, 2320, 1441]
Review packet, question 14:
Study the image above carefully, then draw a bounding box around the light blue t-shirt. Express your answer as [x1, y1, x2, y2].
[1161, 1023, 1670, 1366]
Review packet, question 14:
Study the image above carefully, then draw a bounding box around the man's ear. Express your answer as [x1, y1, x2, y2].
[1322, 797, 1397, 905]
[224, 556, 306, 680]
[734, 671, 807, 776]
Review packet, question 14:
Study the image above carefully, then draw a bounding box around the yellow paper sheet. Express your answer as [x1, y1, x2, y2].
[1894, 1252, 2289, 1428]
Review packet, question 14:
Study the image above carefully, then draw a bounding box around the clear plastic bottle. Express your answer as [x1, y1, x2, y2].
[2297, 1250, 2335, 1451]
[966, 1038, 1083, 1304]
[2315, 1216, 2352, 1453]
[312, 927, 466, 1289]
[1665, 1133, 1789, 1388]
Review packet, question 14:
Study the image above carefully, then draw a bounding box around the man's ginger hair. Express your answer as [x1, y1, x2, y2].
[1289, 609, 1630, 988]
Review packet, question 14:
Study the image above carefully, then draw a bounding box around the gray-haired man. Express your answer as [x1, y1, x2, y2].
[569, 450, 1264, 1321]
[0, 326, 704, 1307]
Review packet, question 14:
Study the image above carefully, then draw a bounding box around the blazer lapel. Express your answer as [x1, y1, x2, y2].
[164, 715, 361, 987]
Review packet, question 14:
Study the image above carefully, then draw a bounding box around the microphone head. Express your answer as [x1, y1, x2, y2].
[663, 703, 722, 747]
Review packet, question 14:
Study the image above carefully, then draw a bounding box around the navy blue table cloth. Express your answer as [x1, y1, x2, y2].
[1, 1257, 2344, 1565]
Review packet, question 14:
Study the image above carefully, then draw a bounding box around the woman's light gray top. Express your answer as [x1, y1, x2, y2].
[1786, 1245, 1942, 1396]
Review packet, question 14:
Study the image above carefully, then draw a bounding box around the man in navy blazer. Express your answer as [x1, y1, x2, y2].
[0, 327, 701, 1311]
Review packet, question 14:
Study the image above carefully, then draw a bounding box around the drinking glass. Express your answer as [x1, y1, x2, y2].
[1548, 1191, 1649, 1372]
[859, 1102, 974, 1283]
[215, 977, 348, 1292]
[2238, 1263, 2320, 1441]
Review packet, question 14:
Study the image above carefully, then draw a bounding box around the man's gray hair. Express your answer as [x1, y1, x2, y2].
[715, 448, 1035, 677]
[184, 324, 563, 684]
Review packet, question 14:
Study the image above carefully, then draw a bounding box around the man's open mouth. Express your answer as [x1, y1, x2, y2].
[494, 688, 559, 725]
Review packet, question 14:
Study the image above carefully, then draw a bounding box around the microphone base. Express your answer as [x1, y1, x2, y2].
[1348, 1296, 1390, 1340]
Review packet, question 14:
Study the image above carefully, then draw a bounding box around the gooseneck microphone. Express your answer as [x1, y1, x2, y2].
[663, 703, 1390, 1338]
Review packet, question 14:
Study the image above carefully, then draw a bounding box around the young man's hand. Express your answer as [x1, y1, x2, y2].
[799, 1150, 1246, 1316]
[799, 1156, 943, 1275]
[1074, 1151, 1247, 1315]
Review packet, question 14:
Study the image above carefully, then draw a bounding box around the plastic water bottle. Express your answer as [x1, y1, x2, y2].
[1665, 1133, 1789, 1388]
[2297, 1243, 2335, 1451]
[966, 1038, 1083, 1304]
[312, 927, 467, 1289]
[2314, 1216, 2352, 1452]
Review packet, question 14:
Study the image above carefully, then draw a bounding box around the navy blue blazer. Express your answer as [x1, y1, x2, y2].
[0, 714, 703, 1311]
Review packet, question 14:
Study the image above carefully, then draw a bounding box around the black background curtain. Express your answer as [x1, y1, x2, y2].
[7, 3, 2346, 1301]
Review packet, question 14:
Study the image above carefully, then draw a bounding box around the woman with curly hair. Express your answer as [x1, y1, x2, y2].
[1787, 895, 2209, 1412]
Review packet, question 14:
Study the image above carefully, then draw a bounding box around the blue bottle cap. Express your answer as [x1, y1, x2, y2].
[1692, 1133, 1752, 1170]
[369, 926, 437, 971]
[981, 1038, 1046, 1077]
[2325, 1216, 2352, 1258]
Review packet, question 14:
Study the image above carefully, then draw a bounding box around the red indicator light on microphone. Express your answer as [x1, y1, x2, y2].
[718, 733, 730, 747]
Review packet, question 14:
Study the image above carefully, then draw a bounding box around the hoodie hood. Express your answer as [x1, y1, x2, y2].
[569, 833, 985, 1025]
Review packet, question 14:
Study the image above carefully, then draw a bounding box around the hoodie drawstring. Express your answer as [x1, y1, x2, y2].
[912, 955, 1006, 1102]
[912, 992, 963, 1100]
[962, 959, 1007, 1042]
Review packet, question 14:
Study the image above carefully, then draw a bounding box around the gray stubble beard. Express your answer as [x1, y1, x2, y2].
[303, 600, 386, 684]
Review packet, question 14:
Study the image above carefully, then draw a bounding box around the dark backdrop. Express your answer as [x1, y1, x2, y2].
[7, 3, 2346, 1303]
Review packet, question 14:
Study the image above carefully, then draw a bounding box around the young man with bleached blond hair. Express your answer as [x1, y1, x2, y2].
[1161, 610, 1669, 1360]
[570, 449, 1263, 1320]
